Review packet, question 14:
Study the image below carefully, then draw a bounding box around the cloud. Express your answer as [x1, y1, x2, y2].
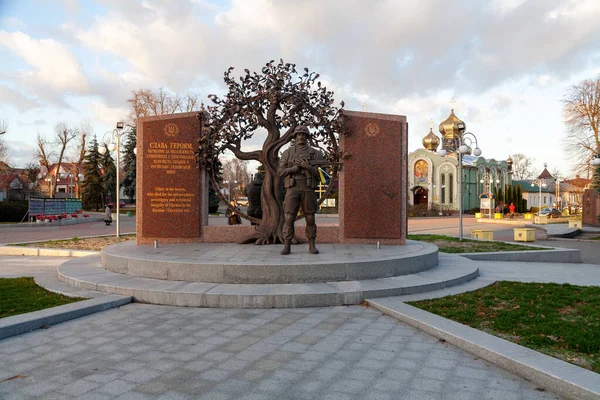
[72, 1, 210, 92]
[90, 101, 129, 127]
[0, 85, 42, 111]
[19, 119, 47, 127]
[0, 30, 90, 94]
[3, 138, 37, 168]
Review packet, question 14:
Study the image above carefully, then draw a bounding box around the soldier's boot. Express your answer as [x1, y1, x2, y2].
[281, 220, 294, 255]
[281, 241, 291, 255]
[306, 224, 319, 254]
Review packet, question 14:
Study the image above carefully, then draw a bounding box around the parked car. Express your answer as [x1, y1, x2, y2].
[236, 197, 249, 207]
[107, 200, 127, 208]
[539, 207, 561, 218]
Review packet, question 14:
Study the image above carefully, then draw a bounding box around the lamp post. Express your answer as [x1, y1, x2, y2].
[99, 121, 133, 238]
[77, 173, 84, 198]
[555, 178, 561, 209]
[45, 177, 52, 197]
[61, 173, 74, 198]
[531, 178, 547, 214]
[439, 129, 481, 241]
[223, 180, 238, 203]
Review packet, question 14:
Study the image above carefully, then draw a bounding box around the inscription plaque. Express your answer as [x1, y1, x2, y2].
[136, 112, 203, 243]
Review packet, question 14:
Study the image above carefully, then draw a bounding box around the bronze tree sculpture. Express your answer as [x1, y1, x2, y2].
[197, 60, 345, 245]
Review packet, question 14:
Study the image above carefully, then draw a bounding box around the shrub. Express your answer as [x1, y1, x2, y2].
[0, 201, 28, 222]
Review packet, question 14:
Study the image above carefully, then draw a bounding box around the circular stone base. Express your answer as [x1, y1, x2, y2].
[101, 240, 439, 284]
[58, 253, 479, 308]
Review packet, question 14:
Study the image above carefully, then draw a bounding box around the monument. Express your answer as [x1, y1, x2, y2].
[57, 60, 479, 308]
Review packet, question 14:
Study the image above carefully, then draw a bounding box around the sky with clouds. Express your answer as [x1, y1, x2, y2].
[1, 0, 600, 176]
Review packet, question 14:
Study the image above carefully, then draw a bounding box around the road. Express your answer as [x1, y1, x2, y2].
[1, 213, 598, 264]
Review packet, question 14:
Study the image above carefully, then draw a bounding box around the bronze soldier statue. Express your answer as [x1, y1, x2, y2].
[278, 125, 323, 255]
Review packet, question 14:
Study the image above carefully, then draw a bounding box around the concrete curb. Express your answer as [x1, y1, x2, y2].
[0, 295, 132, 340]
[460, 247, 582, 263]
[368, 298, 600, 400]
[0, 217, 104, 229]
[0, 246, 99, 257]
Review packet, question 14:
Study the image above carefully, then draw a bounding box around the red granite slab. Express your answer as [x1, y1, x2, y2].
[339, 111, 407, 244]
[582, 189, 600, 226]
[136, 112, 205, 244]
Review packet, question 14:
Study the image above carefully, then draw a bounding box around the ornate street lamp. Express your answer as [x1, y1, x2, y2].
[99, 122, 135, 238]
[531, 178, 547, 214]
[223, 180, 238, 204]
[591, 149, 600, 167]
[439, 125, 482, 241]
[60, 173, 74, 198]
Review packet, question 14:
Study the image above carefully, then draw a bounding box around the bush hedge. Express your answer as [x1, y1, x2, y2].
[0, 201, 29, 222]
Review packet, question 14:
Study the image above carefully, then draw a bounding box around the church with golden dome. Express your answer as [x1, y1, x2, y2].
[408, 109, 513, 214]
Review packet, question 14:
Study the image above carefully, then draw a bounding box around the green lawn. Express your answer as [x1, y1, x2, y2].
[0, 277, 83, 319]
[408, 281, 600, 373]
[407, 234, 547, 253]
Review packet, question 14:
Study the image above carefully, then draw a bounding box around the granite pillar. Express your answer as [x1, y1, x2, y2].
[582, 189, 600, 227]
[136, 112, 207, 244]
[339, 111, 408, 244]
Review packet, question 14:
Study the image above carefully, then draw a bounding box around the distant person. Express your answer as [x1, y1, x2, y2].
[104, 205, 113, 226]
[226, 200, 242, 225]
[509, 202, 516, 219]
[246, 173, 263, 225]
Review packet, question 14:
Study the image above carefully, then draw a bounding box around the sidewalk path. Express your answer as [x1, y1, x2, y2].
[1, 218, 597, 399]
[0, 300, 563, 399]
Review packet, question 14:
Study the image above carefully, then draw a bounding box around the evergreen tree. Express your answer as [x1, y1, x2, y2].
[81, 137, 104, 211]
[209, 158, 223, 208]
[592, 164, 600, 193]
[101, 149, 116, 206]
[516, 185, 523, 212]
[121, 126, 137, 202]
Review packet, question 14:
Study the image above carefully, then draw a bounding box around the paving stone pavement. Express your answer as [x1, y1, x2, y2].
[0, 303, 562, 400]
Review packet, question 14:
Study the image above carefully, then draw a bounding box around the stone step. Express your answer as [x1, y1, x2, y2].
[57, 254, 479, 308]
[100, 241, 440, 284]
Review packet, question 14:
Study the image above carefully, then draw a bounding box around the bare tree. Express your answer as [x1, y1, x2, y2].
[23, 161, 41, 191]
[72, 120, 92, 197]
[510, 153, 535, 180]
[127, 88, 200, 124]
[222, 158, 251, 198]
[550, 167, 563, 181]
[563, 76, 600, 177]
[36, 123, 78, 198]
[0, 118, 8, 162]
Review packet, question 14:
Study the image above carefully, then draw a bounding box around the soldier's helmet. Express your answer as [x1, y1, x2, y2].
[294, 125, 310, 138]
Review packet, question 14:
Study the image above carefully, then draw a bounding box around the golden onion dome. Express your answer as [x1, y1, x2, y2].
[422, 127, 440, 152]
[438, 109, 465, 140]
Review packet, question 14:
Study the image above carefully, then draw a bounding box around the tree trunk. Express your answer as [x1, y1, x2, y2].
[239, 135, 286, 245]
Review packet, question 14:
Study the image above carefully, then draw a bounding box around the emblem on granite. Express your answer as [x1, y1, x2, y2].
[365, 122, 380, 137]
[164, 123, 179, 137]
